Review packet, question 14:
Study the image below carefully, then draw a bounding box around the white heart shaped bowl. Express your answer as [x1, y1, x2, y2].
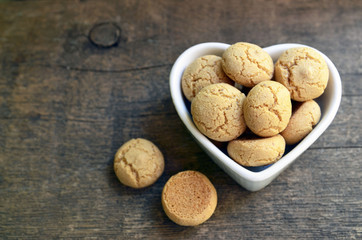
[169, 42, 342, 191]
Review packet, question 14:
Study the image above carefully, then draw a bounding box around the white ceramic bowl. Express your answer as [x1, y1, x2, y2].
[169, 42, 341, 191]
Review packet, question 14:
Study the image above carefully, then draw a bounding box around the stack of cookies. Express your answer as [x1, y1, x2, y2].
[183, 42, 328, 167]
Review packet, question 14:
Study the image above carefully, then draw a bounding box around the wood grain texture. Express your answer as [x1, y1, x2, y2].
[1, 0, 361, 239]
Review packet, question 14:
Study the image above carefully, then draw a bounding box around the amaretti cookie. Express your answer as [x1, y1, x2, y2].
[222, 42, 274, 87]
[274, 47, 329, 101]
[161, 171, 217, 226]
[243, 81, 292, 137]
[114, 138, 164, 188]
[281, 100, 321, 145]
[191, 83, 247, 142]
[181, 55, 233, 101]
[227, 134, 286, 166]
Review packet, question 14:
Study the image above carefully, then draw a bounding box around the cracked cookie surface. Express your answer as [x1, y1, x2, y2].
[221, 42, 274, 87]
[243, 81, 292, 137]
[275, 47, 329, 101]
[227, 134, 286, 166]
[191, 83, 246, 142]
[114, 138, 164, 188]
[281, 100, 321, 145]
[182, 55, 233, 101]
[161, 170, 217, 226]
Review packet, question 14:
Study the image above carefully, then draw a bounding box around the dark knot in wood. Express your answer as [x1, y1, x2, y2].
[88, 22, 121, 48]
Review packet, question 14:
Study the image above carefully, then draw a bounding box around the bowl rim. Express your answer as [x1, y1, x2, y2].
[169, 42, 342, 184]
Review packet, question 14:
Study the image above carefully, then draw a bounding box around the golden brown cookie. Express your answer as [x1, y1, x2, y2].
[114, 138, 164, 188]
[181, 55, 233, 101]
[274, 47, 329, 101]
[191, 83, 247, 142]
[281, 100, 321, 145]
[161, 171, 217, 226]
[243, 81, 292, 137]
[227, 134, 286, 166]
[221, 42, 274, 87]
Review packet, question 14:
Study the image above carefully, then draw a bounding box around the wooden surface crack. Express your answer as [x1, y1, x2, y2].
[40, 63, 172, 73]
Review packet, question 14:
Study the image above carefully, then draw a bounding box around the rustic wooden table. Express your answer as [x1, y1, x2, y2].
[1, 0, 361, 239]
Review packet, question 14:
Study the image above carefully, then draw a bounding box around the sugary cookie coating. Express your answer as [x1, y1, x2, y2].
[275, 47, 329, 101]
[161, 171, 217, 226]
[191, 83, 247, 142]
[227, 134, 286, 166]
[182, 55, 233, 101]
[222, 42, 274, 87]
[243, 81, 292, 137]
[114, 138, 164, 188]
[281, 100, 321, 145]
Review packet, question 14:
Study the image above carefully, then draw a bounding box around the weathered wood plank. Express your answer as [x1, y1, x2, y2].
[1, 63, 361, 151]
[2, 146, 361, 239]
[1, 0, 361, 239]
[1, 0, 361, 72]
